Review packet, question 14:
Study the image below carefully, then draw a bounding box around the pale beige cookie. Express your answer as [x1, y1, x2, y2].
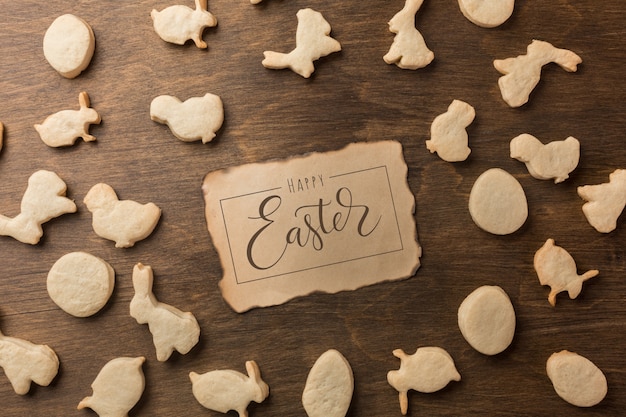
[34, 91, 101, 147]
[458, 285, 516, 355]
[43, 14, 95, 78]
[84, 183, 161, 248]
[250, 0, 263, 3]
[151, 0, 217, 48]
[387, 347, 460, 415]
[426, 99, 474, 162]
[150, 93, 224, 143]
[130, 263, 200, 361]
[468, 168, 527, 235]
[0, 170, 77, 244]
[0, 328, 59, 395]
[494, 40, 582, 107]
[302, 349, 353, 417]
[262, 8, 341, 78]
[190, 360, 269, 417]
[547, 350, 607, 407]
[510, 134, 579, 183]
[78, 357, 145, 417]
[0, 122, 3, 152]
[47, 252, 115, 317]
[577, 169, 626, 233]
[534, 239, 599, 306]
[383, 0, 434, 70]
[458, 0, 515, 28]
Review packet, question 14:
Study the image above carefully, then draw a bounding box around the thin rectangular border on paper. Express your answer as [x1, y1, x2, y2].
[218, 165, 404, 285]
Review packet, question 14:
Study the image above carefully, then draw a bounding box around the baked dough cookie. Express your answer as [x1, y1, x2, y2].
[458, 0, 515, 28]
[150, 93, 224, 143]
[494, 40, 581, 107]
[151, 0, 217, 48]
[383, 0, 434, 70]
[547, 350, 607, 407]
[302, 349, 353, 417]
[426, 99, 474, 162]
[83, 183, 161, 248]
[130, 263, 200, 361]
[262, 8, 341, 78]
[387, 347, 460, 415]
[510, 134, 579, 183]
[47, 252, 115, 317]
[43, 14, 95, 78]
[468, 168, 527, 235]
[0, 170, 77, 244]
[534, 239, 599, 306]
[34, 91, 101, 147]
[458, 285, 516, 355]
[190, 360, 269, 417]
[577, 169, 626, 233]
[0, 328, 59, 395]
[78, 357, 145, 417]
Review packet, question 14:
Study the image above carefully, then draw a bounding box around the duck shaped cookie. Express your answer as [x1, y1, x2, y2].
[387, 347, 460, 415]
[78, 357, 145, 417]
[534, 238, 599, 306]
[84, 183, 161, 248]
[510, 134, 579, 183]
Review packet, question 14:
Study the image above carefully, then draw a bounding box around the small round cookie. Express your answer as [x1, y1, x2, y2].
[47, 252, 114, 317]
[458, 0, 515, 28]
[458, 285, 516, 355]
[469, 168, 528, 235]
[43, 14, 95, 78]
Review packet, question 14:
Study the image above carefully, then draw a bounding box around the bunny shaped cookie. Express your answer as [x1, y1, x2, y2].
[130, 263, 200, 361]
[151, 0, 217, 48]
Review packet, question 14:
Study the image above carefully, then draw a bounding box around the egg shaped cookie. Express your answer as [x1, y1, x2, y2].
[458, 285, 516, 355]
[458, 0, 515, 28]
[469, 168, 528, 235]
[547, 350, 607, 407]
[43, 14, 95, 78]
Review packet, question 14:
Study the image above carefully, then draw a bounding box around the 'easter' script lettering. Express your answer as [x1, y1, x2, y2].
[246, 187, 381, 270]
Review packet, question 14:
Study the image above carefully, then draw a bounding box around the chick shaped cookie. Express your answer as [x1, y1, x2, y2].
[84, 183, 161, 248]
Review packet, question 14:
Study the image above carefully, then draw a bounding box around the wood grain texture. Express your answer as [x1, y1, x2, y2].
[0, 0, 624, 416]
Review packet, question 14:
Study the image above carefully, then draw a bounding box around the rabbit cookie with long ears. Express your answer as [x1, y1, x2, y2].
[152, 0, 217, 48]
[262, 8, 341, 78]
[83, 183, 161, 248]
[35, 91, 101, 147]
[0, 327, 59, 395]
[0, 170, 76, 244]
[190, 360, 269, 417]
[383, 0, 434, 70]
[130, 263, 200, 361]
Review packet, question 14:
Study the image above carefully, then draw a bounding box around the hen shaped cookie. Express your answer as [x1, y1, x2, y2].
[510, 134, 579, 183]
[84, 183, 161, 248]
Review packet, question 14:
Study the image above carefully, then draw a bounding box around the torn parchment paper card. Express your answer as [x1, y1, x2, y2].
[202, 140, 421, 312]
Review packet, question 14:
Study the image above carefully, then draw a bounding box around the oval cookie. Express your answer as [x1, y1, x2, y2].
[469, 168, 528, 235]
[43, 14, 95, 78]
[547, 350, 607, 407]
[47, 252, 115, 317]
[458, 285, 516, 355]
[458, 0, 514, 28]
[302, 349, 353, 417]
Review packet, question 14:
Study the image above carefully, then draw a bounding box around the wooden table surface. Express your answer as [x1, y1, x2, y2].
[1, 1, 624, 416]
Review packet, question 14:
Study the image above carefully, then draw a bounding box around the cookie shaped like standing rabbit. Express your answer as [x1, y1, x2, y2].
[190, 360, 269, 417]
[152, 0, 217, 48]
[130, 263, 200, 361]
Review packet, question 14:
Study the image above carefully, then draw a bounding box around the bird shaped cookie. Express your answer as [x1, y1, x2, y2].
[84, 183, 161, 248]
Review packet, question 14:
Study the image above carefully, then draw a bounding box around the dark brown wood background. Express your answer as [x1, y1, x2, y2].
[0, 1, 624, 416]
